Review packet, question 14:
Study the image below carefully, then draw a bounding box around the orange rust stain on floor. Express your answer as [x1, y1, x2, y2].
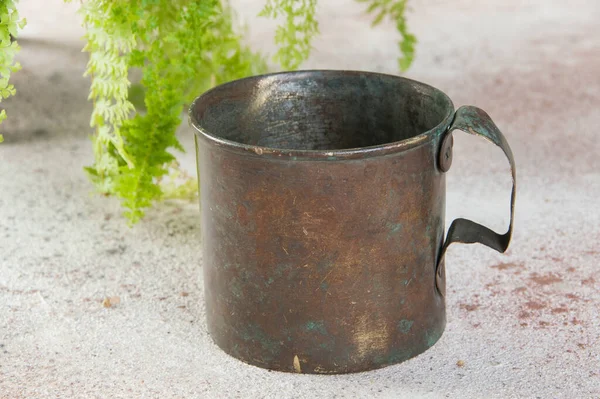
[524, 301, 546, 310]
[459, 303, 480, 312]
[518, 311, 531, 319]
[491, 262, 524, 271]
[528, 273, 563, 286]
[571, 318, 583, 325]
[581, 276, 596, 286]
[565, 293, 580, 301]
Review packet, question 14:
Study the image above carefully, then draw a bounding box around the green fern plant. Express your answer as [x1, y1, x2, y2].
[74, 0, 138, 195]
[65, 0, 414, 224]
[259, 0, 319, 70]
[69, 0, 268, 224]
[2, 1, 413, 222]
[356, 0, 416, 71]
[0, 0, 25, 142]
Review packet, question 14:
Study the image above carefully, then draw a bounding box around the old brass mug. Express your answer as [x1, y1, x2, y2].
[189, 70, 515, 374]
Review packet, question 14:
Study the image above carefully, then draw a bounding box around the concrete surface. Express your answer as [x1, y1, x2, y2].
[1, 0, 599, 397]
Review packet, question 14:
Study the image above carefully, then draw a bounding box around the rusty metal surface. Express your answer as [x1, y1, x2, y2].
[189, 70, 514, 374]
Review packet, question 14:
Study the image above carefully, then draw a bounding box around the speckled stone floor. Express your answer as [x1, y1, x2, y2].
[1, 1, 598, 397]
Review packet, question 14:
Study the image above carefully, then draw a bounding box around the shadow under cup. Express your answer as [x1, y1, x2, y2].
[190, 71, 454, 152]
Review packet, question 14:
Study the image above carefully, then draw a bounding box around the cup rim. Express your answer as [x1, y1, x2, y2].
[188, 70, 455, 160]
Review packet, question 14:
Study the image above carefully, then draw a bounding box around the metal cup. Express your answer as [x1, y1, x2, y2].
[189, 70, 515, 374]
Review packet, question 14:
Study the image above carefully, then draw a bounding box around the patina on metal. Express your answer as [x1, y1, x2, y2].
[189, 70, 516, 374]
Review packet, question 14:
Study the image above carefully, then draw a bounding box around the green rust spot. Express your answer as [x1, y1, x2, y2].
[401, 275, 415, 286]
[235, 269, 268, 303]
[327, 156, 337, 161]
[316, 252, 338, 273]
[266, 263, 298, 284]
[317, 260, 333, 273]
[374, 347, 414, 366]
[273, 263, 293, 278]
[425, 223, 433, 234]
[387, 348, 414, 364]
[231, 343, 241, 358]
[388, 187, 396, 200]
[281, 326, 294, 342]
[386, 222, 403, 239]
[397, 319, 414, 334]
[228, 278, 243, 298]
[273, 263, 301, 282]
[320, 281, 329, 291]
[240, 324, 281, 359]
[424, 327, 443, 348]
[214, 204, 233, 219]
[305, 320, 328, 336]
[221, 262, 233, 270]
[372, 275, 382, 291]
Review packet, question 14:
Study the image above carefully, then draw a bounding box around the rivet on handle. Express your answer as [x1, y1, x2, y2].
[438, 132, 454, 173]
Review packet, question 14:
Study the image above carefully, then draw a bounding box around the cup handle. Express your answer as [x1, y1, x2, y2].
[435, 106, 516, 296]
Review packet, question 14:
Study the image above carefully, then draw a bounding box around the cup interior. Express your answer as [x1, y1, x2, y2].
[190, 71, 453, 151]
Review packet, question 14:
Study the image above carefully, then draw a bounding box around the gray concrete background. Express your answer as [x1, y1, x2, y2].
[1, 0, 599, 397]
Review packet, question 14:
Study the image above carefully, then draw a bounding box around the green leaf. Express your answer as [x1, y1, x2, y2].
[0, 0, 24, 121]
[259, 0, 319, 70]
[371, 9, 386, 26]
[398, 55, 412, 71]
[358, 0, 416, 71]
[67, 0, 415, 224]
[127, 83, 146, 111]
[366, 2, 380, 14]
[70, 0, 268, 223]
